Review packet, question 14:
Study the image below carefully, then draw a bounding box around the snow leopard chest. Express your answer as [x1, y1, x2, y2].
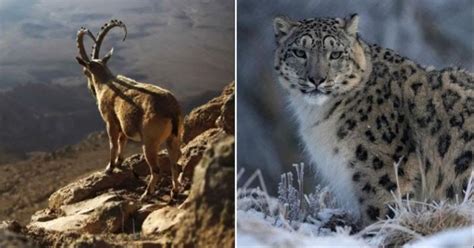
[292, 99, 361, 217]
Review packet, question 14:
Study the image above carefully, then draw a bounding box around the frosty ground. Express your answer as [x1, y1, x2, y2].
[237, 164, 474, 247]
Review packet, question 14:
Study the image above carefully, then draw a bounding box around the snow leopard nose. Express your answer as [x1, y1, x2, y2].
[308, 76, 325, 86]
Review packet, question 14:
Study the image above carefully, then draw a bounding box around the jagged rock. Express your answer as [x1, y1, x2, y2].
[174, 135, 235, 247]
[182, 82, 234, 143]
[24, 227, 115, 248]
[217, 86, 235, 135]
[48, 170, 140, 209]
[62, 235, 112, 248]
[179, 128, 228, 181]
[29, 215, 90, 233]
[141, 206, 185, 235]
[30, 209, 57, 222]
[139, 135, 234, 247]
[30, 193, 138, 234]
[135, 203, 165, 228]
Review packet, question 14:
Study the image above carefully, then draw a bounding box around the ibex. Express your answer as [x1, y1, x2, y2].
[75, 20, 183, 200]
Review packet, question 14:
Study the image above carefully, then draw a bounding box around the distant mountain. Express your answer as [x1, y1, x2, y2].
[0, 82, 220, 159]
[0, 83, 101, 154]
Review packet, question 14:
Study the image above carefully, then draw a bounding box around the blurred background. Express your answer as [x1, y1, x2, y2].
[0, 0, 234, 160]
[237, 0, 474, 193]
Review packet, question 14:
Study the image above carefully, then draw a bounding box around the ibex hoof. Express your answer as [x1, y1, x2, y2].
[104, 165, 114, 174]
[139, 193, 148, 201]
[115, 157, 124, 166]
[177, 173, 184, 185]
[169, 189, 179, 203]
[140, 190, 154, 201]
[178, 200, 190, 209]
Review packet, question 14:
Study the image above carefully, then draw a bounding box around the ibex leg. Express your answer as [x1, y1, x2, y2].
[166, 135, 182, 199]
[115, 132, 127, 166]
[140, 142, 160, 200]
[105, 123, 120, 174]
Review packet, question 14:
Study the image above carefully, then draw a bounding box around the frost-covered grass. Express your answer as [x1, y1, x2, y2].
[364, 169, 474, 247]
[237, 163, 474, 247]
[238, 164, 355, 233]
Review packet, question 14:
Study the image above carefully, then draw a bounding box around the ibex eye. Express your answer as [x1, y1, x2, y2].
[292, 49, 306, 59]
[330, 51, 342, 60]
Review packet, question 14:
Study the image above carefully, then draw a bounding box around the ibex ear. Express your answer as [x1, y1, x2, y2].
[75, 57, 88, 67]
[102, 48, 114, 64]
[344, 13, 359, 36]
[273, 16, 297, 44]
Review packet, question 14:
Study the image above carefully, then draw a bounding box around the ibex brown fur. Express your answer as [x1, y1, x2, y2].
[75, 20, 183, 200]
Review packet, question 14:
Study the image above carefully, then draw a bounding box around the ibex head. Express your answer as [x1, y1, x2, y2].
[75, 20, 127, 82]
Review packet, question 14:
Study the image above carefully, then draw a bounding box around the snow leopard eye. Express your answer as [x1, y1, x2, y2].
[329, 51, 342, 60]
[292, 49, 307, 59]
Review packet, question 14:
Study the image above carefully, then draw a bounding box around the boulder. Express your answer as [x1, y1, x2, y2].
[48, 170, 140, 209]
[178, 135, 235, 247]
[217, 86, 235, 135]
[139, 135, 234, 247]
[141, 206, 185, 235]
[30, 193, 138, 234]
[179, 128, 228, 181]
[182, 82, 234, 143]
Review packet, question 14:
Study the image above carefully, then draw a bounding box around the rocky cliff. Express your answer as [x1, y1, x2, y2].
[0, 82, 235, 247]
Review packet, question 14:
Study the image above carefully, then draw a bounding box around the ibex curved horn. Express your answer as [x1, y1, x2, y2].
[76, 27, 96, 62]
[92, 19, 127, 59]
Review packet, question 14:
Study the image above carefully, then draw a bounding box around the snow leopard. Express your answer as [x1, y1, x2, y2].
[273, 13, 473, 226]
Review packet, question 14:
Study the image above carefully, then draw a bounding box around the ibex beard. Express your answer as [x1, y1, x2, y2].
[75, 20, 184, 201]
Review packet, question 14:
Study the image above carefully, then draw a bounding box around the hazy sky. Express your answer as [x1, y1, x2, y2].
[0, 0, 234, 99]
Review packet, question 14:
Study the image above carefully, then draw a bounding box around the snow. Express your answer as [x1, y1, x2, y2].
[405, 226, 474, 248]
[237, 210, 369, 247]
[237, 202, 474, 247]
[237, 169, 474, 247]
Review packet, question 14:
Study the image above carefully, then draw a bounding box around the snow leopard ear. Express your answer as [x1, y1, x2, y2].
[273, 16, 297, 44]
[344, 13, 359, 36]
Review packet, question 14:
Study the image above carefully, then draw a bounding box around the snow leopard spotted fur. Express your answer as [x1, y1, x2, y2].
[273, 14, 473, 226]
